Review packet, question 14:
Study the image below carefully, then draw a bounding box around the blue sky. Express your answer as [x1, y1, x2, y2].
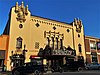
[0, 0, 100, 38]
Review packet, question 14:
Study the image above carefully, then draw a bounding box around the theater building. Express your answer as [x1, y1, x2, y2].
[2, 2, 86, 71]
[85, 36, 100, 64]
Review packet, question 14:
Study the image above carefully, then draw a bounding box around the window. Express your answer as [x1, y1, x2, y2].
[56, 37, 58, 49]
[35, 42, 39, 49]
[97, 42, 100, 50]
[0, 60, 3, 67]
[51, 37, 54, 49]
[78, 34, 80, 38]
[78, 44, 82, 53]
[90, 42, 96, 50]
[47, 37, 50, 46]
[44, 31, 64, 50]
[92, 55, 98, 63]
[91, 52, 98, 63]
[16, 37, 23, 49]
[60, 39, 63, 49]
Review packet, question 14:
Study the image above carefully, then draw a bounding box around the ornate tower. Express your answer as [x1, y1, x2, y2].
[73, 18, 86, 62]
[6, 2, 31, 71]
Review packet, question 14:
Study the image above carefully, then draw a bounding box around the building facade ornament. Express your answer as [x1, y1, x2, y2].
[15, 2, 28, 23]
[2, 2, 86, 71]
[74, 18, 82, 33]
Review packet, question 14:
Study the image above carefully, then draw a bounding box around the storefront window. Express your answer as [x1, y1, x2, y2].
[0, 59, 3, 67]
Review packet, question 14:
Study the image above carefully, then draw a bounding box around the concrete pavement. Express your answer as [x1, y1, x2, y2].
[0, 71, 11, 75]
[1, 70, 100, 75]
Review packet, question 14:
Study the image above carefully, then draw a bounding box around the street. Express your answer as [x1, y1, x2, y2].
[44, 71, 100, 75]
[1, 70, 100, 75]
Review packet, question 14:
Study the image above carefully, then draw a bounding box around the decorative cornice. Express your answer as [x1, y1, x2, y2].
[85, 36, 100, 40]
[30, 19, 73, 29]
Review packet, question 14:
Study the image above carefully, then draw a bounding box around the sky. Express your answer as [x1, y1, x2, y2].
[0, 0, 100, 38]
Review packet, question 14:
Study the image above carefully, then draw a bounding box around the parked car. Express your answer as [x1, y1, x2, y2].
[61, 61, 85, 72]
[12, 62, 47, 75]
[51, 65, 62, 73]
[85, 63, 100, 70]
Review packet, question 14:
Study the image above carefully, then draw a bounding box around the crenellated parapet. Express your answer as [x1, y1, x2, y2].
[15, 2, 29, 23]
[74, 18, 82, 33]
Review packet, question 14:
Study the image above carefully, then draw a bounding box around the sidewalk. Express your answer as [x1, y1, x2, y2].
[0, 71, 12, 75]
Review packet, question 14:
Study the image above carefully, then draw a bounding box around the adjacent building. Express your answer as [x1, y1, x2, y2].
[85, 36, 100, 64]
[1, 2, 86, 71]
[0, 35, 9, 71]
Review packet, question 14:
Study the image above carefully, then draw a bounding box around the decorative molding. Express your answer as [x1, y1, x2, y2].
[15, 2, 28, 23]
[35, 23, 40, 27]
[53, 26, 56, 30]
[19, 24, 23, 28]
[30, 19, 72, 29]
[67, 29, 70, 32]
[74, 18, 82, 33]
[44, 31, 64, 39]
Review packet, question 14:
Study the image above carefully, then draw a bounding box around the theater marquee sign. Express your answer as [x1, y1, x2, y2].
[52, 48, 76, 56]
[44, 46, 76, 56]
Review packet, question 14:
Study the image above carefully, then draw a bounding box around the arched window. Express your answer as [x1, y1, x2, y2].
[60, 39, 63, 49]
[56, 37, 58, 49]
[51, 37, 54, 49]
[47, 37, 50, 46]
[16, 37, 23, 49]
[78, 44, 82, 53]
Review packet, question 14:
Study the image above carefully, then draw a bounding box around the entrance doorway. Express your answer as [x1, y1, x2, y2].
[0, 59, 4, 71]
[0, 50, 5, 71]
[46, 55, 64, 70]
[51, 59, 63, 67]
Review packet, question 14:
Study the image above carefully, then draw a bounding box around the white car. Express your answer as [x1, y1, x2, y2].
[85, 63, 100, 70]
